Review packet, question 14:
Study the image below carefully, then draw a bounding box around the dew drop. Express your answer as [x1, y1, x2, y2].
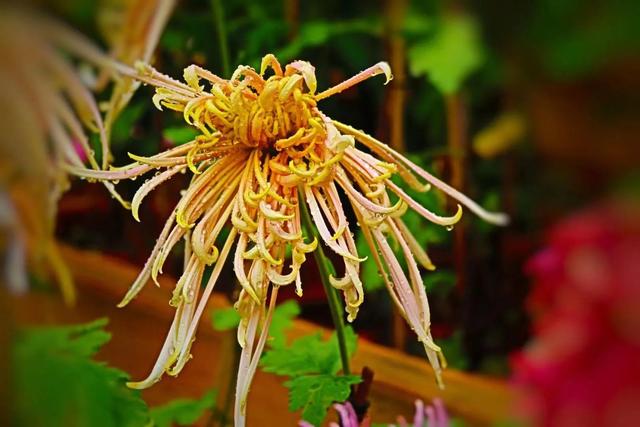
[446, 225, 454, 231]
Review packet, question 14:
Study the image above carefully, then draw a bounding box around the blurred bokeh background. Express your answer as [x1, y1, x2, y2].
[2, 0, 639, 426]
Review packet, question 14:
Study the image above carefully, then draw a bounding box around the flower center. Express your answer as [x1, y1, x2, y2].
[184, 72, 323, 153]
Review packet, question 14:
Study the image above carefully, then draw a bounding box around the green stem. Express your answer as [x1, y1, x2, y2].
[211, 0, 230, 77]
[298, 188, 351, 376]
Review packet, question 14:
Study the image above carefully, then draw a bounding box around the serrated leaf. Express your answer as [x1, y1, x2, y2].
[21, 318, 112, 358]
[261, 333, 329, 376]
[408, 14, 485, 94]
[261, 327, 357, 376]
[150, 389, 217, 427]
[12, 318, 149, 427]
[286, 374, 361, 427]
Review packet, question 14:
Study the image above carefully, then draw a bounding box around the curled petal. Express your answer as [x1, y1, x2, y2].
[335, 120, 509, 226]
[296, 236, 318, 253]
[131, 166, 183, 222]
[268, 222, 302, 241]
[259, 201, 293, 221]
[304, 187, 364, 262]
[260, 54, 283, 77]
[315, 61, 393, 101]
[266, 264, 299, 286]
[386, 179, 463, 227]
[286, 60, 317, 94]
[183, 64, 203, 91]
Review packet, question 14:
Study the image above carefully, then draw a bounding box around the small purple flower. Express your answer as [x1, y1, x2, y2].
[299, 398, 450, 427]
[395, 398, 449, 427]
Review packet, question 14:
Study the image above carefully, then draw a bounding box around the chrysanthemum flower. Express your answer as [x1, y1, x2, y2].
[72, 54, 507, 425]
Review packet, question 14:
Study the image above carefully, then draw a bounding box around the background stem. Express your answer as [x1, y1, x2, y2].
[211, 0, 230, 77]
[445, 93, 468, 294]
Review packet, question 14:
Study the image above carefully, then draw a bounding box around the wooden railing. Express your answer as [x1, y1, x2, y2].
[13, 244, 519, 426]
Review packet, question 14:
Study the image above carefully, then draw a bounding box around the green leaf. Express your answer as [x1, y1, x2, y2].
[262, 325, 359, 425]
[150, 389, 217, 427]
[12, 318, 149, 427]
[211, 307, 241, 331]
[268, 300, 301, 349]
[286, 374, 361, 427]
[163, 127, 200, 145]
[408, 14, 485, 94]
[276, 18, 382, 62]
[261, 334, 330, 376]
[261, 327, 357, 376]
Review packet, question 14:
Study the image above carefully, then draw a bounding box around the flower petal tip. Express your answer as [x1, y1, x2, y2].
[379, 62, 393, 85]
[116, 297, 131, 308]
[493, 212, 510, 226]
[126, 379, 153, 390]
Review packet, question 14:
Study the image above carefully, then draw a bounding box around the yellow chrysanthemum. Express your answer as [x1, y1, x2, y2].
[72, 54, 507, 426]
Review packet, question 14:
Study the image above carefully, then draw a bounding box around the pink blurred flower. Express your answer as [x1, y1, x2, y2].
[513, 201, 640, 427]
[72, 139, 89, 164]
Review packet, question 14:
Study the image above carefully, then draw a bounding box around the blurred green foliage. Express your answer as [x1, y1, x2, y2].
[149, 389, 217, 427]
[525, 0, 640, 79]
[438, 331, 469, 370]
[12, 317, 221, 427]
[267, 299, 302, 348]
[162, 127, 200, 146]
[408, 14, 486, 94]
[12, 319, 149, 427]
[277, 18, 382, 63]
[211, 306, 242, 331]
